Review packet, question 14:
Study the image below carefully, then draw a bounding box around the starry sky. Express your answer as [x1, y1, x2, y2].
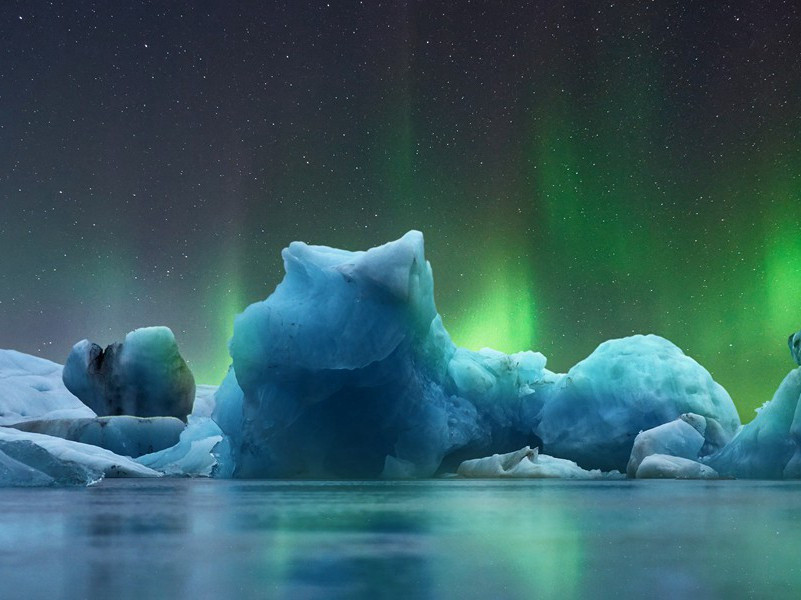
[1, 1, 800, 419]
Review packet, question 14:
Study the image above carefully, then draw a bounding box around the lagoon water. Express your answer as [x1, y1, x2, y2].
[1, 479, 799, 599]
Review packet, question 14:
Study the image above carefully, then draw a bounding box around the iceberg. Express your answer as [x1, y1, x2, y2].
[209, 231, 740, 478]
[627, 416, 706, 478]
[0, 349, 95, 425]
[0, 427, 159, 486]
[456, 446, 619, 479]
[10, 416, 185, 458]
[63, 327, 195, 421]
[707, 363, 801, 479]
[537, 335, 740, 472]
[136, 373, 238, 477]
[635, 454, 720, 479]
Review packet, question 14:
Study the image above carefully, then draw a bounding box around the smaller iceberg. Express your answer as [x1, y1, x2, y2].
[626, 413, 729, 478]
[456, 446, 620, 479]
[63, 327, 195, 421]
[537, 335, 740, 472]
[0, 427, 159, 486]
[10, 416, 185, 458]
[635, 454, 720, 479]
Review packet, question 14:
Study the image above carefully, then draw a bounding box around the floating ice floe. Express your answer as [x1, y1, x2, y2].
[634, 454, 720, 479]
[10, 416, 185, 458]
[0, 427, 159, 486]
[456, 446, 621, 479]
[626, 413, 731, 478]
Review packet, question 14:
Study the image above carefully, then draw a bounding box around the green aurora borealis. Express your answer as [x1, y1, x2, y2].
[1, 2, 801, 420]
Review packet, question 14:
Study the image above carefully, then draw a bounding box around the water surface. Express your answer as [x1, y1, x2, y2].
[0, 479, 799, 599]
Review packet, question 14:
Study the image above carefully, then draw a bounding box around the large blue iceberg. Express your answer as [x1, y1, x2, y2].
[153, 231, 741, 478]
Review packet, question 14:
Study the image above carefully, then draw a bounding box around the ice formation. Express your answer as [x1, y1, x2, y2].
[0, 427, 159, 486]
[635, 454, 719, 479]
[63, 327, 195, 421]
[626, 413, 730, 478]
[707, 355, 801, 479]
[201, 231, 741, 478]
[456, 446, 618, 479]
[11, 416, 185, 458]
[536, 335, 740, 471]
[5, 232, 801, 484]
[0, 349, 95, 425]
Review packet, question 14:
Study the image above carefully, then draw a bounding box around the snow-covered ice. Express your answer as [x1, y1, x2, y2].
[0, 427, 159, 486]
[456, 446, 620, 479]
[635, 454, 720, 479]
[0, 349, 95, 426]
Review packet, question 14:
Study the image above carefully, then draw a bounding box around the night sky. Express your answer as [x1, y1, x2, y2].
[1, 1, 800, 419]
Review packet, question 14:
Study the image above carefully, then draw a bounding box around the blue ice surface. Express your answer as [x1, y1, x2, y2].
[63, 326, 195, 421]
[708, 366, 801, 478]
[10, 416, 185, 458]
[164, 230, 743, 478]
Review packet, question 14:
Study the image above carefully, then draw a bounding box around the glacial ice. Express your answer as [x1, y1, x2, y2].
[137, 417, 224, 477]
[212, 230, 741, 478]
[136, 373, 237, 477]
[63, 327, 195, 421]
[0, 349, 95, 425]
[538, 335, 740, 472]
[0, 427, 159, 486]
[635, 454, 720, 479]
[707, 365, 801, 479]
[456, 446, 619, 479]
[11, 416, 185, 458]
[627, 414, 708, 478]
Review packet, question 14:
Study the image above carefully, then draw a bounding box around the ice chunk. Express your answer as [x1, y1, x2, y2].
[63, 327, 195, 420]
[137, 417, 226, 477]
[209, 232, 740, 479]
[137, 376, 237, 477]
[0, 349, 95, 425]
[536, 335, 741, 472]
[192, 384, 219, 418]
[635, 454, 720, 479]
[627, 415, 706, 478]
[0, 427, 159, 486]
[457, 446, 618, 479]
[223, 232, 549, 478]
[0, 449, 55, 487]
[707, 367, 801, 479]
[10, 416, 185, 458]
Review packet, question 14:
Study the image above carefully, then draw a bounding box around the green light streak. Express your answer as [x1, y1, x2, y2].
[449, 253, 538, 353]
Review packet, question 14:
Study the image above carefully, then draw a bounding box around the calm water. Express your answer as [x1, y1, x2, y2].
[0, 478, 799, 599]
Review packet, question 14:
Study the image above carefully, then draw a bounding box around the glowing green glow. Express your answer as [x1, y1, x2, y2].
[193, 255, 246, 385]
[449, 254, 538, 353]
[763, 200, 801, 341]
